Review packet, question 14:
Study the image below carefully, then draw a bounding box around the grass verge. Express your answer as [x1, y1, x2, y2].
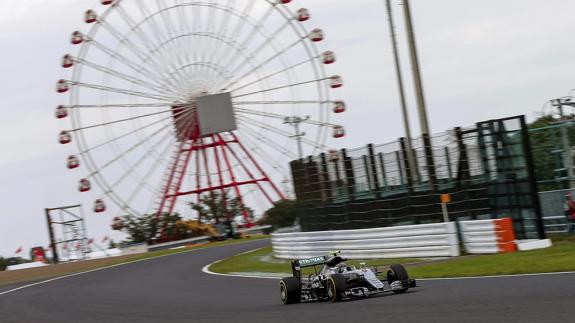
[0, 236, 269, 286]
[209, 236, 575, 279]
[209, 246, 422, 277]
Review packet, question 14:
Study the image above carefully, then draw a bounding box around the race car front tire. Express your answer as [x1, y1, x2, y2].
[327, 274, 347, 302]
[280, 277, 301, 304]
[387, 264, 409, 294]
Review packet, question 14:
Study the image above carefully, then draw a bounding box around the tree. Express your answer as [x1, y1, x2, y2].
[529, 114, 575, 191]
[120, 213, 189, 244]
[190, 190, 252, 224]
[260, 199, 300, 229]
[0, 257, 31, 271]
[108, 239, 117, 249]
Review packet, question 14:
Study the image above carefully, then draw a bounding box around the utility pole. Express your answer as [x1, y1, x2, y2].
[551, 98, 575, 188]
[284, 116, 309, 159]
[402, 0, 437, 190]
[384, 0, 418, 186]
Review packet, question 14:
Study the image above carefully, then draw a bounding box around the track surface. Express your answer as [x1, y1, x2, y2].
[1, 239, 574, 323]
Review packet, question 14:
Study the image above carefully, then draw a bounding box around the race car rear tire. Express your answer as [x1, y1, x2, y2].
[280, 277, 301, 304]
[327, 274, 346, 302]
[387, 264, 409, 294]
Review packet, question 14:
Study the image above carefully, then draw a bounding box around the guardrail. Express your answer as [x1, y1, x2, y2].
[149, 236, 211, 252]
[148, 225, 272, 252]
[271, 222, 460, 259]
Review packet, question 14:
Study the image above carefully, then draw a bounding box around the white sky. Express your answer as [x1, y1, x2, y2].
[1, 0, 574, 258]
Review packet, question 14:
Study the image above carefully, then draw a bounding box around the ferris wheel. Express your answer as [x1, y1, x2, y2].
[56, 0, 346, 227]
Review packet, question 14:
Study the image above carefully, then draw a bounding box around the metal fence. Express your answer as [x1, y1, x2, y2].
[290, 115, 545, 240]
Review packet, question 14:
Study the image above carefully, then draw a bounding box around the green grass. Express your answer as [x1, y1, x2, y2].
[209, 236, 575, 278]
[408, 236, 575, 278]
[209, 246, 422, 276]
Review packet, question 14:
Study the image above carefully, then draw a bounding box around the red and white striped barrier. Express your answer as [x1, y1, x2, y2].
[459, 218, 517, 254]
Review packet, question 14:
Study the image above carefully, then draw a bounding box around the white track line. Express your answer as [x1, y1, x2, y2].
[202, 246, 283, 280]
[417, 271, 575, 281]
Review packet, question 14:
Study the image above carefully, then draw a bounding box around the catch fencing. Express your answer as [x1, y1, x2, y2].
[271, 222, 460, 259]
[290, 115, 545, 240]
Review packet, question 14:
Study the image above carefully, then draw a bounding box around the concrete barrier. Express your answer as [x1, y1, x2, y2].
[272, 222, 460, 259]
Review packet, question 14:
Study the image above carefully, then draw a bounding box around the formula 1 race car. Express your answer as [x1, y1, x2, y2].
[279, 252, 416, 304]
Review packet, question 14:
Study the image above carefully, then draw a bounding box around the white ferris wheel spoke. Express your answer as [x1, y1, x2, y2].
[75, 58, 177, 99]
[232, 77, 330, 99]
[221, 34, 305, 91]
[228, 55, 318, 93]
[69, 103, 173, 109]
[225, 18, 292, 80]
[237, 116, 332, 151]
[211, 0, 255, 68]
[206, 0, 236, 67]
[84, 115, 182, 178]
[236, 121, 297, 160]
[76, 107, 193, 156]
[116, 2, 183, 76]
[68, 80, 176, 102]
[235, 108, 336, 127]
[218, 1, 275, 72]
[87, 38, 179, 96]
[103, 130, 176, 195]
[117, 136, 178, 215]
[235, 128, 292, 173]
[233, 100, 331, 105]
[70, 109, 173, 133]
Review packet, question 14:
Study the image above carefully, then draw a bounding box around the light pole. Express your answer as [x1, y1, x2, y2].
[284, 115, 309, 159]
[551, 97, 575, 188]
[384, 0, 418, 186]
[402, 0, 437, 190]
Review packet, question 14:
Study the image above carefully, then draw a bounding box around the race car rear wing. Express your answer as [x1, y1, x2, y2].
[291, 256, 328, 278]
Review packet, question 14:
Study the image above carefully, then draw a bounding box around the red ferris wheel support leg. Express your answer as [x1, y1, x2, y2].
[156, 131, 287, 238]
[156, 139, 196, 240]
[230, 132, 286, 200]
[217, 133, 275, 205]
[211, 135, 227, 222]
[217, 135, 251, 224]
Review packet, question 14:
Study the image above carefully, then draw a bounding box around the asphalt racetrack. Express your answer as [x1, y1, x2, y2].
[1, 239, 574, 323]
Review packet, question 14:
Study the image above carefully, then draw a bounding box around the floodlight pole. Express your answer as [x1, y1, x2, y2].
[284, 116, 309, 159]
[403, 0, 437, 191]
[552, 98, 575, 188]
[385, 0, 418, 186]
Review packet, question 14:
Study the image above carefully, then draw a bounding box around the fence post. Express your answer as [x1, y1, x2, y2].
[342, 149, 356, 201]
[400, 137, 415, 192]
[368, 144, 381, 198]
[520, 116, 546, 239]
[320, 153, 332, 203]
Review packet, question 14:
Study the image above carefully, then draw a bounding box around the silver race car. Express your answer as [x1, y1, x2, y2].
[280, 252, 416, 304]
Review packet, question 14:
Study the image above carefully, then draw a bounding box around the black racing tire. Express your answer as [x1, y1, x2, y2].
[326, 274, 347, 302]
[280, 277, 301, 304]
[387, 264, 409, 294]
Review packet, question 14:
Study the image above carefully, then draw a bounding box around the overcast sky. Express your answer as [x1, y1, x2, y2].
[1, 0, 574, 258]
